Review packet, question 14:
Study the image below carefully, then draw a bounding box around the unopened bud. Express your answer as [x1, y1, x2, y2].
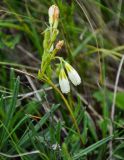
[56, 40, 64, 50]
[48, 5, 59, 28]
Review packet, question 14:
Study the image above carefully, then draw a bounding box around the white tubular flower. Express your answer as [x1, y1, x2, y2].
[65, 62, 81, 86]
[59, 69, 70, 94]
[48, 5, 59, 28]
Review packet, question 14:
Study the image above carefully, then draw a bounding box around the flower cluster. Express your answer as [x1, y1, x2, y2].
[38, 4, 81, 94]
[59, 61, 81, 94]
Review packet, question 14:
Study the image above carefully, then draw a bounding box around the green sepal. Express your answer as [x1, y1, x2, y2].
[50, 29, 59, 44]
[43, 29, 50, 50]
[37, 69, 42, 80]
[46, 65, 53, 78]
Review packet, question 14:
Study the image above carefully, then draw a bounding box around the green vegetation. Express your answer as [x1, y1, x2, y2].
[0, 0, 124, 159]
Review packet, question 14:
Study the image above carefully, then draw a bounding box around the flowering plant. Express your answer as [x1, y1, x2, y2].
[38, 4, 81, 93]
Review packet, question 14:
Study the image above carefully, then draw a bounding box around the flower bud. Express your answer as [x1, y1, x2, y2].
[56, 40, 64, 50]
[48, 5, 59, 28]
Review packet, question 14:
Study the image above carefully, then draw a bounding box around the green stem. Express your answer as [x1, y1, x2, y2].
[42, 74, 83, 143]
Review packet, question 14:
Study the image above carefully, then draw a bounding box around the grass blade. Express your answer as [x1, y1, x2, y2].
[73, 136, 113, 160]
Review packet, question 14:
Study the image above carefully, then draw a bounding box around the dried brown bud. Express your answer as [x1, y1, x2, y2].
[56, 40, 64, 50]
